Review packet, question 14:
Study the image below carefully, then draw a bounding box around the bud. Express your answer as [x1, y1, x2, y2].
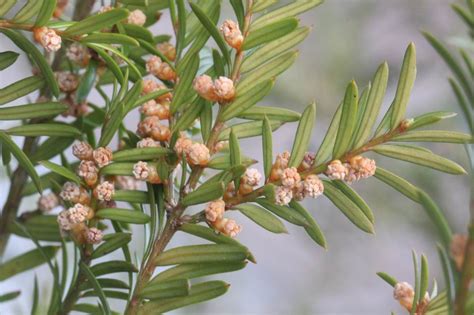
[60, 182, 90, 204]
[38, 193, 59, 212]
[270, 151, 290, 181]
[133, 161, 161, 183]
[399, 118, 414, 131]
[393, 282, 415, 312]
[193, 75, 217, 101]
[150, 123, 171, 142]
[72, 141, 93, 160]
[56, 71, 79, 92]
[137, 116, 160, 137]
[93, 147, 113, 168]
[220, 20, 243, 50]
[78, 160, 99, 186]
[127, 9, 146, 26]
[93, 181, 115, 201]
[213, 217, 242, 238]
[174, 135, 193, 157]
[57, 210, 73, 231]
[187, 143, 210, 166]
[242, 168, 262, 186]
[298, 152, 315, 172]
[146, 56, 176, 81]
[325, 160, 347, 181]
[67, 203, 91, 224]
[137, 137, 159, 148]
[66, 43, 90, 66]
[86, 227, 103, 244]
[214, 76, 235, 101]
[205, 199, 226, 222]
[303, 175, 324, 198]
[156, 42, 176, 61]
[33, 27, 61, 52]
[275, 186, 293, 206]
[281, 167, 301, 188]
[115, 176, 140, 190]
[140, 99, 170, 120]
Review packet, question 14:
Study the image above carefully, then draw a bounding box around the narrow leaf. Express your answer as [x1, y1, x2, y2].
[0, 246, 57, 281]
[155, 244, 249, 266]
[390, 43, 417, 128]
[322, 180, 375, 234]
[234, 204, 287, 233]
[244, 17, 298, 50]
[289, 102, 316, 167]
[0, 51, 19, 70]
[97, 208, 151, 224]
[139, 281, 229, 314]
[372, 144, 466, 175]
[181, 182, 225, 206]
[333, 81, 358, 158]
[39, 161, 81, 184]
[64, 9, 130, 36]
[0, 131, 42, 192]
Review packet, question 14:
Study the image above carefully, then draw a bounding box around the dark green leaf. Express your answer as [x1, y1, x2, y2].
[289, 201, 327, 248]
[139, 281, 229, 314]
[151, 262, 247, 282]
[39, 161, 81, 184]
[79, 262, 111, 315]
[0, 76, 44, 105]
[90, 261, 138, 277]
[0, 29, 59, 97]
[256, 199, 307, 226]
[0, 246, 58, 281]
[390, 43, 417, 128]
[289, 102, 315, 167]
[155, 244, 249, 266]
[262, 116, 272, 179]
[113, 147, 172, 162]
[35, 0, 57, 26]
[377, 272, 398, 287]
[0, 131, 42, 193]
[6, 123, 81, 138]
[189, 2, 231, 67]
[97, 208, 151, 224]
[372, 144, 466, 175]
[0, 51, 19, 70]
[220, 80, 274, 121]
[91, 233, 132, 259]
[141, 279, 190, 299]
[64, 9, 130, 36]
[181, 182, 225, 206]
[244, 17, 298, 50]
[0, 291, 20, 303]
[322, 180, 374, 234]
[0, 102, 67, 120]
[238, 106, 301, 122]
[333, 81, 358, 158]
[234, 204, 287, 233]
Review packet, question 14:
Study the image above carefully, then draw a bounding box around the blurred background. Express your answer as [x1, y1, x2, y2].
[0, 0, 472, 314]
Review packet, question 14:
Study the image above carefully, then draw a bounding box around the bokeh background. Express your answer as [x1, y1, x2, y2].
[0, 0, 472, 314]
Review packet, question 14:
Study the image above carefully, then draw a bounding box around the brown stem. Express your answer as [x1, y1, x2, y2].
[454, 223, 474, 315]
[125, 205, 184, 315]
[0, 136, 39, 256]
[454, 170, 474, 315]
[59, 246, 93, 315]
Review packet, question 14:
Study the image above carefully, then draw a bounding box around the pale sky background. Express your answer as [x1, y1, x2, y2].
[0, 0, 471, 314]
